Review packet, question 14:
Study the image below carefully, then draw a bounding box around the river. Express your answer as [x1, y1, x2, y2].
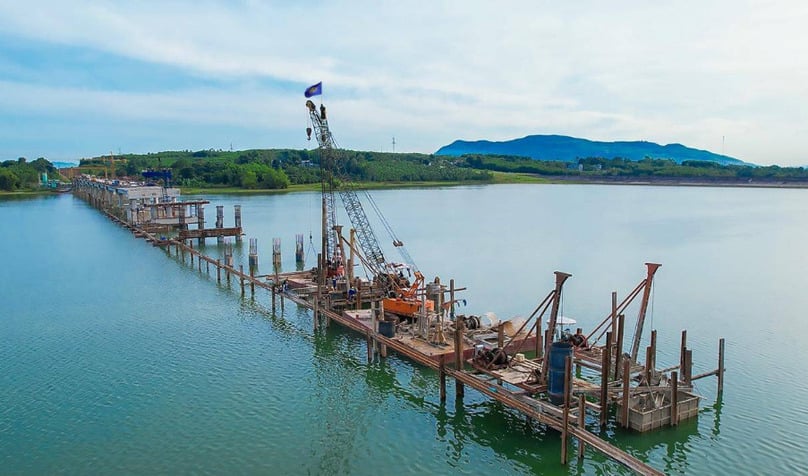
[2, 184, 807, 475]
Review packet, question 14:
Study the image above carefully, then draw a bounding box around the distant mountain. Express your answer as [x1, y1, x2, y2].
[435, 135, 747, 166]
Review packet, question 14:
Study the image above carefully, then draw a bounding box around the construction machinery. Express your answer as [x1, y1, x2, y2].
[305, 99, 428, 318]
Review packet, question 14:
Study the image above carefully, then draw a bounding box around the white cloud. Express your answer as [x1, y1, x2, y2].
[0, 1, 807, 164]
[0, 80, 297, 128]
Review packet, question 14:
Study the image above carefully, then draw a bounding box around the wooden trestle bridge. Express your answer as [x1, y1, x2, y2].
[73, 175, 726, 475]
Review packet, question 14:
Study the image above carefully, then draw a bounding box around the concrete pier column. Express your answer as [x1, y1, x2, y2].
[249, 238, 259, 272]
[273, 238, 281, 271]
[224, 238, 234, 267]
[234, 205, 242, 243]
[128, 199, 137, 225]
[197, 205, 205, 245]
[216, 206, 224, 244]
[179, 205, 187, 231]
[295, 234, 304, 266]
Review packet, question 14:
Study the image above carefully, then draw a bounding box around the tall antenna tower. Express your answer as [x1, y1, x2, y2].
[392, 136, 396, 153]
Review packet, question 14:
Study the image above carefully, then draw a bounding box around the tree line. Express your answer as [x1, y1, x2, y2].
[79, 149, 492, 189]
[459, 154, 808, 181]
[0, 158, 58, 191]
[11, 149, 807, 193]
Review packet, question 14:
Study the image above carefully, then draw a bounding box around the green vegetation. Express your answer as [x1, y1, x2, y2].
[10, 148, 807, 195]
[457, 154, 808, 182]
[0, 157, 59, 192]
[79, 149, 493, 189]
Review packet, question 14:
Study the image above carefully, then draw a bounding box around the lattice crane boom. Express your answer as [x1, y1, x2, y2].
[306, 100, 340, 267]
[306, 100, 387, 278]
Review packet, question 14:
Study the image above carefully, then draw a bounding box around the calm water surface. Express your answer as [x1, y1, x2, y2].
[2, 184, 807, 475]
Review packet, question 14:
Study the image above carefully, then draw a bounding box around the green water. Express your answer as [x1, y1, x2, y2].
[2, 185, 808, 475]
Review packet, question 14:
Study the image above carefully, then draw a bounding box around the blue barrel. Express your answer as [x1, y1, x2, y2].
[378, 320, 396, 338]
[548, 341, 573, 404]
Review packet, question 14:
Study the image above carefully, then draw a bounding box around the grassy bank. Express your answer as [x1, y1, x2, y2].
[0, 189, 54, 197]
[180, 172, 548, 195]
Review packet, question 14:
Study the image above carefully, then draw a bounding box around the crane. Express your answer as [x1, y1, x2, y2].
[305, 99, 425, 316]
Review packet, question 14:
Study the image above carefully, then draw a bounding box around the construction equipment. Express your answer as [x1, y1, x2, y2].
[585, 262, 661, 361]
[305, 99, 427, 317]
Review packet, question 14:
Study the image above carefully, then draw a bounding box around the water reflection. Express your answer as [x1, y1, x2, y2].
[703, 395, 723, 440]
[223, 290, 717, 475]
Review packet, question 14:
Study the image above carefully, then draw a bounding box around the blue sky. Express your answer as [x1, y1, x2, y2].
[1, 1, 806, 165]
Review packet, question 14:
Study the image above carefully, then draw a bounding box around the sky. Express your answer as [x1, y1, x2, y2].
[0, 1, 806, 166]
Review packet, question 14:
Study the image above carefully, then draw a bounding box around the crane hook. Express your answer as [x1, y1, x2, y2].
[306, 127, 312, 141]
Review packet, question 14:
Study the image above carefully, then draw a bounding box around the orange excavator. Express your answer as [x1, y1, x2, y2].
[383, 265, 427, 317]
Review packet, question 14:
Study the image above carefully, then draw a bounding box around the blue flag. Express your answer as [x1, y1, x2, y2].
[304, 82, 322, 98]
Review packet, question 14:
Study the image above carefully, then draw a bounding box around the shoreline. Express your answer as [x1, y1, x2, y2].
[179, 173, 808, 195]
[6, 173, 804, 198]
[545, 175, 808, 190]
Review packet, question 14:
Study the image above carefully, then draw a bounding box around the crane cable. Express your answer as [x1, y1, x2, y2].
[363, 190, 418, 271]
[306, 231, 317, 267]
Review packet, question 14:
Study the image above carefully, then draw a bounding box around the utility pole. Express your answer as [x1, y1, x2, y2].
[392, 136, 396, 153]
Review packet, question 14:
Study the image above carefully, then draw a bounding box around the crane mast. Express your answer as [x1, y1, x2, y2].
[306, 100, 387, 279]
[306, 100, 340, 270]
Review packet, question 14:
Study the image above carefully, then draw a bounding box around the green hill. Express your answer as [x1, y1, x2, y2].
[436, 134, 748, 165]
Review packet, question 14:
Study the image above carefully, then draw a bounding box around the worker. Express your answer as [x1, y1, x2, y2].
[320, 104, 327, 120]
[560, 329, 572, 342]
[570, 328, 589, 350]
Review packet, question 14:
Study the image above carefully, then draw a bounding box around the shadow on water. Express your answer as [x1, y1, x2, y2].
[701, 394, 724, 440]
[231, 296, 551, 471]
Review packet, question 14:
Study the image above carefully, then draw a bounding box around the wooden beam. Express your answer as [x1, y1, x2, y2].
[718, 338, 725, 394]
[684, 349, 693, 386]
[578, 393, 586, 460]
[630, 263, 661, 362]
[452, 279, 464, 399]
[600, 332, 611, 428]
[671, 371, 679, 427]
[692, 369, 719, 381]
[615, 313, 625, 380]
[610, 291, 617, 349]
[239, 265, 245, 295]
[544, 271, 572, 384]
[621, 358, 630, 428]
[561, 355, 571, 465]
[535, 316, 543, 358]
[680, 330, 687, 379]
